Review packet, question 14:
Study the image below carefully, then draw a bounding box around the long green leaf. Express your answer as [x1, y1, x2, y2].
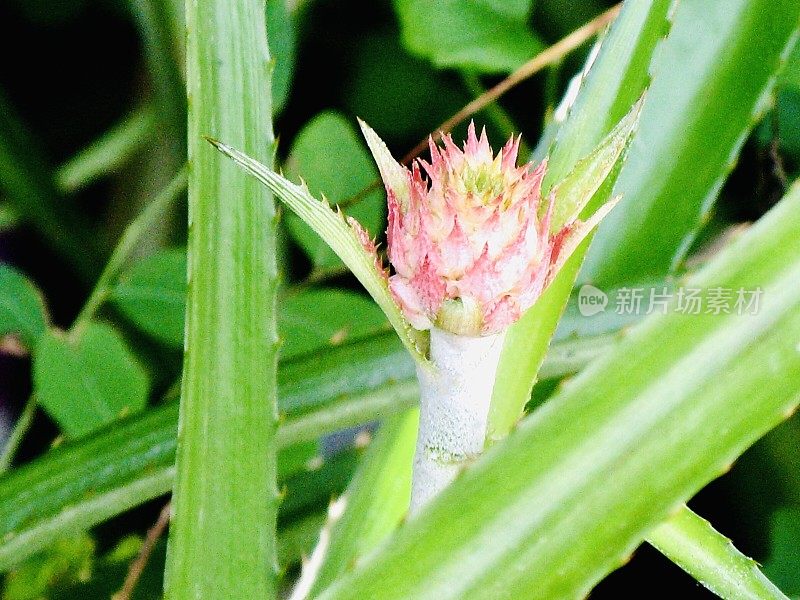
[581, 0, 800, 286]
[163, 0, 279, 597]
[208, 139, 429, 365]
[487, 0, 671, 443]
[542, 0, 672, 190]
[649, 506, 789, 600]
[316, 181, 800, 599]
[486, 0, 800, 593]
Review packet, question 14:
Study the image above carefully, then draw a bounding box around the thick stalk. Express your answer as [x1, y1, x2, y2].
[411, 328, 506, 512]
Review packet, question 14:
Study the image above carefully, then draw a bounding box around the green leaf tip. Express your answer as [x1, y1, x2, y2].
[356, 118, 411, 210]
[207, 137, 431, 366]
[547, 93, 645, 233]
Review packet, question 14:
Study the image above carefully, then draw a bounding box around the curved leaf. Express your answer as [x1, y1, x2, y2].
[284, 111, 384, 272]
[208, 138, 430, 365]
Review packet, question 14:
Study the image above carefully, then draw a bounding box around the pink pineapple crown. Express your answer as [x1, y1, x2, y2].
[357, 120, 618, 337]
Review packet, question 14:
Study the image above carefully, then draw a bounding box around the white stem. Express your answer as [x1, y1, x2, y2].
[410, 328, 506, 513]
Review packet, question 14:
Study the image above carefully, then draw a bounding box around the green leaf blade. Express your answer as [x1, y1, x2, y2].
[163, 0, 280, 596]
[54, 104, 157, 194]
[111, 248, 187, 346]
[488, 0, 673, 443]
[542, 0, 673, 187]
[33, 323, 149, 438]
[582, 0, 800, 286]
[0, 265, 48, 350]
[649, 506, 789, 600]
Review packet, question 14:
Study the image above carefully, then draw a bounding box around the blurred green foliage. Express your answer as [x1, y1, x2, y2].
[33, 323, 149, 438]
[0, 0, 799, 597]
[0, 266, 48, 350]
[765, 508, 800, 597]
[3, 535, 95, 600]
[394, 0, 543, 72]
[112, 248, 187, 347]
